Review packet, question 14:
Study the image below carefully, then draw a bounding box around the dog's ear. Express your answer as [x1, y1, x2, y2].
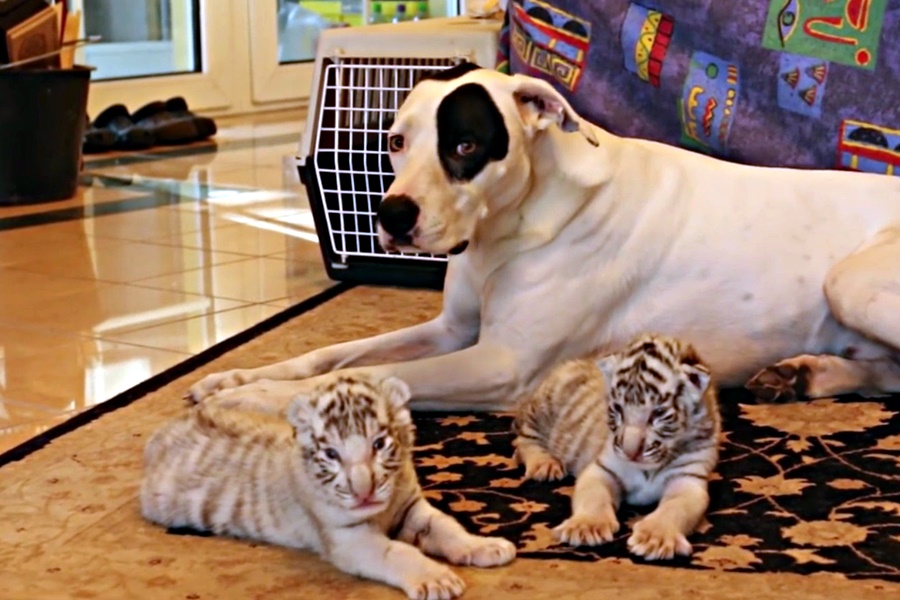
[510, 75, 599, 147]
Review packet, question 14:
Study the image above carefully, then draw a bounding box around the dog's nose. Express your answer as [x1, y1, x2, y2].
[377, 195, 420, 239]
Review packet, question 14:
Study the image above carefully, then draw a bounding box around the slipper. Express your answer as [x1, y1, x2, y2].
[165, 96, 217, 140]
[91, 104, 155, 150]
[81, 114, 117, 154]
[130, 98, 216, 146]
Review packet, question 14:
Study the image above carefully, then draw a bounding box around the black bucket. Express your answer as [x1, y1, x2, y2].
[0, 65, 92, 205]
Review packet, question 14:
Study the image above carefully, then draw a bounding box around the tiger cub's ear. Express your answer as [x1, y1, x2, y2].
[380, 377, 411, 410]
[679, 345, 711, 397]
[379, 377, 412, 430]
[286, 393, 316, 431]
[682, 363, 711, 394]
[594, 353, 619, 387]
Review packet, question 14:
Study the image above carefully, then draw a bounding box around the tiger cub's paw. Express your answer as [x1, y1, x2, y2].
[627, 515, 692, 561]
[402, 563, 466, 600]
[553, 510, 619, 547]
[454, 535, 517, 568]
[523, 454, 566, 481]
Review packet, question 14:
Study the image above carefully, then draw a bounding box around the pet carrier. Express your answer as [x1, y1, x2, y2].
[297, 16, 501, 290]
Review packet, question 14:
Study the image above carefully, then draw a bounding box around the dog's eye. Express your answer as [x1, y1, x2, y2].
[456, 141, 477, 156]
[323, 448, 340, 461]
[388, 134, 404, 152]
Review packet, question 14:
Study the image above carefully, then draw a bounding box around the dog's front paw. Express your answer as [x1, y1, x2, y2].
[627, 515, 692, 561]
[199, 380, 307, 416]
[186, 369, 255, 402]
[402, 564, 466, 600]
[447, 535, 516, 568]
[552, 510, 619, 547]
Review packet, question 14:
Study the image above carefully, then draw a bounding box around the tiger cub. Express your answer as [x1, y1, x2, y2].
[513, 333, 720, 561]
[142, 375, 516, 600]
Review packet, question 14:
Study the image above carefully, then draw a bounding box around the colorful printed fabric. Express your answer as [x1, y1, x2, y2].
[497, 0, 900, 174]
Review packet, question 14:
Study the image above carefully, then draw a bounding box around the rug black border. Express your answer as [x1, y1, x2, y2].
[0, 282, 355, 468]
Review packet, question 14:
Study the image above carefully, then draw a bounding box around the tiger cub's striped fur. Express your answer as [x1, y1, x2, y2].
[141, 375, 515, 600]
[512, 358, 609, 480]
[514, 333, 720, 561]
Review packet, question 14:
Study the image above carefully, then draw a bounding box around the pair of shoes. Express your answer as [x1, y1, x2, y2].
[82, 97, 218, 154]
[131, 97, 218, 146]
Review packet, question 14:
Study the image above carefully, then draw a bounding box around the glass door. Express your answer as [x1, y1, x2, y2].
[70, 0, 466, 118]
[74, 0, 244, 117]
[248, 0, 463, 105]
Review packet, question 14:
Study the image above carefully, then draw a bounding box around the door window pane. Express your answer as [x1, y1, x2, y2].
[276, 1, 451, 65]
[82, 0, 201, 81]
[277, 0, 351, 65]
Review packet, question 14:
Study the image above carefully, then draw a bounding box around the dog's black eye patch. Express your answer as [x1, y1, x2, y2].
[436, 83, 509, 182]
[423, 61, 482, 82]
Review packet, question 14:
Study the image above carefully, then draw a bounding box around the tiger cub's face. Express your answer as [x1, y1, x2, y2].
[596, 334, 711, 468]
[286, 375, 414, 517]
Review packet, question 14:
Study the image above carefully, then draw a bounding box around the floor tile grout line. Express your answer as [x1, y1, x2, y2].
[130, 241, 297, 258]
[0, 317, 204, 355]
[0, 397, 75, 415]
[0, 194, 167, 232]
[122, 276, 320, 309]
[0, 260, 256, 300]
[0, 248, 255, 288]
[0, 186, 300, 233]
[96, 299, 285, 340]
[0, 288, 256, 339]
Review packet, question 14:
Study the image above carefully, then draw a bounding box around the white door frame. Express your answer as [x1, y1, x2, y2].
[247, 0, 316, 105]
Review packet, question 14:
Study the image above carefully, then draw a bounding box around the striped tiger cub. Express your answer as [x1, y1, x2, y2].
[141, 375, 516, 600]
[513, 333, 721, 561]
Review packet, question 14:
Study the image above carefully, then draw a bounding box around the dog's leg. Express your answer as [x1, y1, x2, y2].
[746, 355, 900, 402]
[747, 227, 900, 403]
[200, 340, 528, 414]
[188, 268, 480, 402]
[188, 315, 475, 402]
[194, 268, 576, 412]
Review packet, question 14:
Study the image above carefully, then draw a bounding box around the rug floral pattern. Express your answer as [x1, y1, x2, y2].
[411, 391, 900, 582]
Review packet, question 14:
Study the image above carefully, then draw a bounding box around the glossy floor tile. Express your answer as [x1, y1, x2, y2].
[2, 235, 248, 283]
[0, 325, 192, 413]
[101, 303, 287, 354]
[134, 255, 333, 305]
[0, 108, 338, 455]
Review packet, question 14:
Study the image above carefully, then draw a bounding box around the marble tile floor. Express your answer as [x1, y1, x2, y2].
[0, 108, 338, 455]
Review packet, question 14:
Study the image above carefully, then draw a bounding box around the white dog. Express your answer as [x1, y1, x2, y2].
[188, 63, 900, 413]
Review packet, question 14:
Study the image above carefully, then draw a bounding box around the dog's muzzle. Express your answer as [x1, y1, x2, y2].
[377, 195, 419, 243]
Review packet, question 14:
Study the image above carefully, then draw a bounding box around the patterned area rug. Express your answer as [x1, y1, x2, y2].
[412, 392, 900, 582]
[1, 286, 897, 599]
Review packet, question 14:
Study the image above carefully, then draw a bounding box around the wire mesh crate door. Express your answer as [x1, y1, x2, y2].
[313, 59, 457, 264]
